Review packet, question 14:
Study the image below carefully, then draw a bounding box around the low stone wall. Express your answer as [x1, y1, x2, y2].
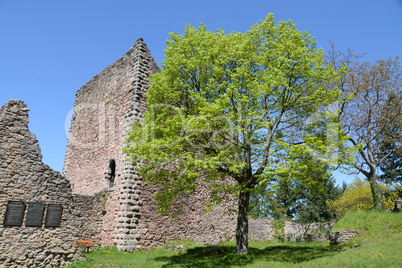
[248, 218, 359, 245]
[247, 218, 338, 243]
[284, 220, 337, 242]
[306, 233, 329, 243]
[0, 100, 83, 267]
[249, 218, 275, 241]
[329, 230, 359, 245]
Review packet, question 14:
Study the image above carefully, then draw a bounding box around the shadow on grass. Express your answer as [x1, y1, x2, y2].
[154, 244, 339, 267]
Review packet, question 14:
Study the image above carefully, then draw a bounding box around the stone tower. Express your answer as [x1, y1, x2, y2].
[63, 38, 236, 250]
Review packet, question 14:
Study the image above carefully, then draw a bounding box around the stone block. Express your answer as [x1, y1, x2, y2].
[329, 230, 359, 245]
[394, 199, 402, 212]
[307, 233, 329, 243]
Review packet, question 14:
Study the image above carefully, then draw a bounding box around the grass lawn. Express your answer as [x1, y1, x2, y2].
[68, 210, 402, 267]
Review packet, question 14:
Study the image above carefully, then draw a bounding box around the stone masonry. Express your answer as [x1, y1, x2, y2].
[0, 100, 83, 267]
[63, 38, 237, 250]
[247, 218, 338, 243]
[284, 220, 337, 242]
[248, 218, 275, 241]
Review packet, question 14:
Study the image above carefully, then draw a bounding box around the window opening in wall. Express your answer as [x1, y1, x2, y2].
[108, 159, 116, 188]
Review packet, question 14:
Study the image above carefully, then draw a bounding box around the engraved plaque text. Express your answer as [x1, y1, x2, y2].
[45, 204, 63, 227]
[3, 201, 25, 226]
[25, 202, 44, 227]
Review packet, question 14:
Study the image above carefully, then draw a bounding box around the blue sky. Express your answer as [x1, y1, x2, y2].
[1, 0, 401, 185]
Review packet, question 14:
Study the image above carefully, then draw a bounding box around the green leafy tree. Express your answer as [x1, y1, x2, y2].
[377, 97, 402, 185]
[271, 179, 299, 219]
[125, 14, 343, 254]
[294, 176, 343, 223]
[327, 45, 402, 210]
[291, 155, 343, 223]
[379, 145, 402, 185]
[250, 154, 343, 223]
[250, 179, 299, 219]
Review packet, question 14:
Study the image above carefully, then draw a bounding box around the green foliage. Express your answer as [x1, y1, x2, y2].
[102, 189, 110, 211]
[379, 145, 402, 185]
[125, 13, 344, 253]
[377, 117, 402, 185]
[279, 155, 342, 223]
[294, 176, 343, 223]
[270, 179, 299, 219]
[249, 179, 298, 220]
[272, 217, 291, 242]
[126, 13, 343, 211]
[249, 184, 275, 219]
[250, 155, 343, 223]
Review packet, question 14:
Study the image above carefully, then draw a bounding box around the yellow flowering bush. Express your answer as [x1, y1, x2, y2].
[327, 178, 400, 217]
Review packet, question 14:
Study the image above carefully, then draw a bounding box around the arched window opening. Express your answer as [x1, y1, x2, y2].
[107, 159, 116, 188]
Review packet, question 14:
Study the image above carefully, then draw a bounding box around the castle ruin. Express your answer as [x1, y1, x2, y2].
[0, 100, 84, 266]
[62, 38, 237, 250]
[0, 38, 357, 266]
[0, 38, 236, 266]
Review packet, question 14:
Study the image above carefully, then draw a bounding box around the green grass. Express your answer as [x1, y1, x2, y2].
[68, 210, 402, 267]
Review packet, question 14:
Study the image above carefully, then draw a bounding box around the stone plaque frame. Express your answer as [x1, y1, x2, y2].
[3, 201, 26, 227]
[45, 204, 63, 227]
[25, 202, 45, 227]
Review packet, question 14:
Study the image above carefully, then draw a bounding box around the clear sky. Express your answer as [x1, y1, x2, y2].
[1, 0, 401, 185]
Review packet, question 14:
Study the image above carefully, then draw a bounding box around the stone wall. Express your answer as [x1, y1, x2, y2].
[113, 38, 160, 250]
[248, 218, 275, 241]
[307, 230, 359, 244]
[63, 38, 158, 196]
[63, 38, 237, 251]
[394, 199, 402, 212]
[247, 218, 337, 243]
[328, 230, 359, 245]
[0, 100, 83, 267]
[72, 192, 104, 243]
[63, 38, 159, 248]
[138, 181, 237, 248]
[284, 220, 337, 242]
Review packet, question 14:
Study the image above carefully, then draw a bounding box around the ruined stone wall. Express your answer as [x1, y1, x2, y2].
[284, 220, 337, 242]
[63, 38, 238, 250]
[248, 218, 275, 241]
[138, 182, 237, 248]
[72, 193, 104, 243]
[0, 100, 83, 267]
[113, 38, 160, 250]
[63, 42, 145, 195]
[247, 218, 337, 242]
[63, 38, 159, 247]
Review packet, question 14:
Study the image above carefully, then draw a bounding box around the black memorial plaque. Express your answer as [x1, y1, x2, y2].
[45, 204, 63, 227]
[3, 201, 26, 226]
[25, 202, 45, 227]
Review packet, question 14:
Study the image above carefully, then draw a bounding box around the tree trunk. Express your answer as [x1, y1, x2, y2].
[236, 191, 250, 254]
[368, 175, 384, 210]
